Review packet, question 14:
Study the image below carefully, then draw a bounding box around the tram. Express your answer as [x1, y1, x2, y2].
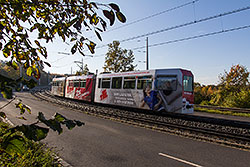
[51, 68, 194, 114]
[95, 69, 194, 113]
[65, 75, 95, 102]
[51, 77, 66, 97]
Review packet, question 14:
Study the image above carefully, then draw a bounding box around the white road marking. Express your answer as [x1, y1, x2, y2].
[159, 153, 203, 167]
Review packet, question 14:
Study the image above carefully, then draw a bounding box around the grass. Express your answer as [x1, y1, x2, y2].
[0, 121, 61, 167]
[195, 107, 250, 118]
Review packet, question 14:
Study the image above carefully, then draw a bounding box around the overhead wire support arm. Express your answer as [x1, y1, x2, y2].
[58, 52, 93, 57]
[74, 58, 84, 73]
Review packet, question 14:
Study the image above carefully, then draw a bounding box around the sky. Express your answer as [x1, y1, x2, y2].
[29, 0, 250, 85]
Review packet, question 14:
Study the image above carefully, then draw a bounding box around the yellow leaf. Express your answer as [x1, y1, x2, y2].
[26, 67, 32, 76]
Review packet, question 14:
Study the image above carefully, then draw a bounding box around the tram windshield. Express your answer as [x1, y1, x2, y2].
[156, 76, 177, 91]
[183, 75, 193, 92]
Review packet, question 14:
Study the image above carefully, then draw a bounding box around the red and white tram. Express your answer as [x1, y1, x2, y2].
[51, 68, 194, 114]
[65, 75, 95, 102]
[95, 69, 194, 113]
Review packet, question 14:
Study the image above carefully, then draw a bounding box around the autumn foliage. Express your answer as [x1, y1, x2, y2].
[0, 0, 126, 159]
[195, 64, 250, 108]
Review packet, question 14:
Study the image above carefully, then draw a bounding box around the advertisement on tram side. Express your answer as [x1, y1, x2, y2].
[94, 68, 193, 113]
[95, 85, 183, 112]
[65, 76, 94, 102]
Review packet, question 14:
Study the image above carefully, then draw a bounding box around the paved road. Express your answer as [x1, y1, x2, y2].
[1, 92, 250, 167]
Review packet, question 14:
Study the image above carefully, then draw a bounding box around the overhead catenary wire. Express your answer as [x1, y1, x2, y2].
[87, 0, 200, 40]
[53, 62, 74, 68]
[51, 56, 68, 63]
[120, 6, 250, 42]
[105, 0, 200, 33]
[95, 5, 250, 50]
[131, 24, 250, 50]
[89, 24, 250, 58]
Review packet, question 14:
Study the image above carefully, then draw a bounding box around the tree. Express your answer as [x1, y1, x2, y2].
[207, 86, 214, 96]
[210, 64, 250, 107]
[194, 82, 203, 104]
[194, 82, 218, 105]
[219, 64, 249, 92]
[103, 41, 137, 72]
[0, 0, 126, 155]
[0, 0, 126, 80]
[223, 90, 250, 108]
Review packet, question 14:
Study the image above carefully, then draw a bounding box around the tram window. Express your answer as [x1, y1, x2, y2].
[137, 76, 152, 89]
[102, 78, 111, 88]
[156, 76, 177, 91]
[74, 81, 79, 87]
[80, 81, 86, 88]
[68, 81, 73, 87]
[183, 76, 193, 92]
[112, 77, 122, 89]
[59, 81, 62, 86]
[98, 78, 101, 88]
[123, 77, 136, 89]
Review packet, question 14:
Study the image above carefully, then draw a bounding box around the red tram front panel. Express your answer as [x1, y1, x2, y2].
[65, 75, 94, 102]
[181, 69, 194, 111]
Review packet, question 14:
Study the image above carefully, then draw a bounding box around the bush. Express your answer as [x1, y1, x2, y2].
[0, 121, 60, 167]
[223, 90, 250, 108]
[200, 100, 210, 106]
[194, 91, 203, 104]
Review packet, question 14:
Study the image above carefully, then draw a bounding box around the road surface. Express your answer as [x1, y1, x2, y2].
[1, 92, 250, 167]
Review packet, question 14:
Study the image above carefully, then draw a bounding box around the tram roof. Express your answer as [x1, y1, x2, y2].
[67, 75, 94, 80]
[98, 68, 192, 78]
[52, 77, 66, 81]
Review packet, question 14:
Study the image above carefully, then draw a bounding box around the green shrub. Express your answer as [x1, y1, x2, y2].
[0, 121, 60, 167]
[200, 100, 210, 105]
[223, 89, 250, 108]
[195, 107, 250, 117]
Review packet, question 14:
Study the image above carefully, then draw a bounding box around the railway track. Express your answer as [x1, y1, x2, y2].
[32, 90, 250, 150]
[195, 104, 250, 113]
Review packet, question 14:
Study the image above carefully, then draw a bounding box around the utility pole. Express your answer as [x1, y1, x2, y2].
[146, 37, 149, 70]
[82, 58, 83, 72]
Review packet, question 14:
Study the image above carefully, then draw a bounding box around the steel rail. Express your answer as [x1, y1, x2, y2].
[32, 90, 250, 145]
[113, 113, 250, 143]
